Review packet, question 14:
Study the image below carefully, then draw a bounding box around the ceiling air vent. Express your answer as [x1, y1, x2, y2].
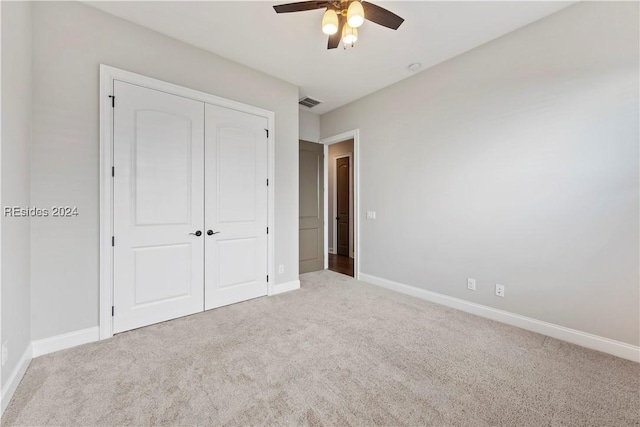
[299, 96, 322, 109]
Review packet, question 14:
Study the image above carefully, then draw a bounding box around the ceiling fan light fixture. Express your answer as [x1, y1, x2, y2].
[322, 9, 339, 35]
[273, 0, 404, 50]
[347, 1, 365, 28]
[342, 24, 358, 45]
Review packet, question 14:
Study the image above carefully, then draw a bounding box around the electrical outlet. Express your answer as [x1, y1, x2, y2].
[1, 342, 8, 366]
[366, 211, 376, 219]
[278, 264, 284, 274]
[467, 278, 476, 291]
[495, 284, 505, 297]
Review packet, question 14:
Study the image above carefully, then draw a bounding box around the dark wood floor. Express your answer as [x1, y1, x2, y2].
[328, 254, 354, 277]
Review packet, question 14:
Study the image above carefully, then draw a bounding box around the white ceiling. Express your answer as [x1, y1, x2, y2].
[87, 1, 574, 115]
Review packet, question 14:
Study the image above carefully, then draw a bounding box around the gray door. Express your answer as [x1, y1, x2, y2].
[336, 156, 350, 257]
[299, 140, 324, 273]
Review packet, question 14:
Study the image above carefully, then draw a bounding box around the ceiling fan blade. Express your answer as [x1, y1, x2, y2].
[362, 1, 404, 30]
[327, 14, 345, 49]
[273, 1, 328, 14]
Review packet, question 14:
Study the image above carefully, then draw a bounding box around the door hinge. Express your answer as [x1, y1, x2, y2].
[266, 227, 269, 234]
[265, 128, 269, 138]
[108, 95, 115, 108]
[111, 306, 114, 316]
[111, 166, 114, 177]
[112, 236, 115, 246]
[266, 275, 269, 282]
[266, 179, 269, 186]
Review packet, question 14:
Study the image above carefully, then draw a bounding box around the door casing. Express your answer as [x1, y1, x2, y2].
[99, 65, 275, 340]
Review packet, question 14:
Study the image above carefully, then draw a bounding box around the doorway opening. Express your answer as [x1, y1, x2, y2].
[321, 130, 360, 279]
[329, 145, 353, 276]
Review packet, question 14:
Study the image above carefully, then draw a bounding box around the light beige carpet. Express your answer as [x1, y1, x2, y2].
[2, 270, 639, 426]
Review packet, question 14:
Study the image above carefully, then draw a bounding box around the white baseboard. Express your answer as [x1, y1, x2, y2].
[1, 343, 32, 415]
[359, 273, 640, 363]
[271, 279, 300, 295]
[328, 248, 336, 255]
[32, 327, 100, 358]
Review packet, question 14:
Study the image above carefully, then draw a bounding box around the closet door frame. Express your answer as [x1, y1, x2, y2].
[99, 65, 275, 340]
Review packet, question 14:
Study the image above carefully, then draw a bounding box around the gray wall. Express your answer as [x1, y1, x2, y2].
[321, 1, 639, 345]
[1, 1, 32, 387]
[31, 1, 299, 340]
[299, 110, 320, 143]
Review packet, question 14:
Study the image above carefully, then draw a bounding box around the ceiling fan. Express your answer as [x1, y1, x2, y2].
[273, 0, 404, 49]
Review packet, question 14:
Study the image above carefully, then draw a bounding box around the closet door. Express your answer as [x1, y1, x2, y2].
[113, 81, 205, 333]
[204, 104, 268, 310]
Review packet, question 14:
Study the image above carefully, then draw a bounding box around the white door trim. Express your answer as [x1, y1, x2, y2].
[320, 130, 360, 279]
[332, 153, 354, 258]
[99, 65, 275, 340]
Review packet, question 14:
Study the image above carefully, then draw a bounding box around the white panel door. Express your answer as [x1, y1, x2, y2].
[204, 104, 268, 310]
[113, 81, 205, 333]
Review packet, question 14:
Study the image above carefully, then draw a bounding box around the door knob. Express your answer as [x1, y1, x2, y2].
[190, 230, 202, 237]
[207, 230, 220, 236]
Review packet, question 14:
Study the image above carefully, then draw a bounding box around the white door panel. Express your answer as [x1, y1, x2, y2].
[134, 110, 192, 225]
[132, 244, 191, 304]
[217, 127, 258, 223]
[113, 81, 205, 333]
[205, 104, 268, 310]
